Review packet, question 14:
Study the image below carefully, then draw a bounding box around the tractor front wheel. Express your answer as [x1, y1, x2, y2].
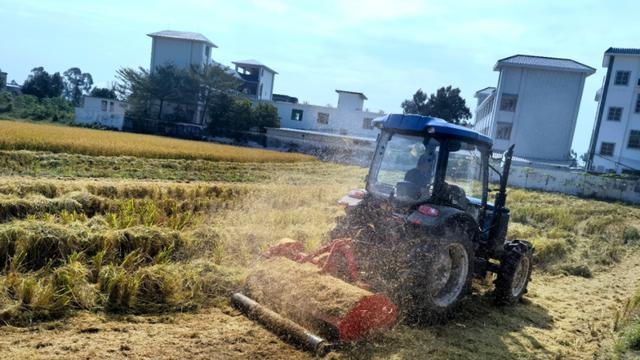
[494, 240, 533, 305]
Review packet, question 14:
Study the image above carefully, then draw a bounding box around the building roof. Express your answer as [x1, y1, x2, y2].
[474, 86, 496, 97]
[148, 30, 217, 47]
[605, 47, 640, 55]
[335, 90, 368, 100]
[602, 47, 640, 67]
[373, 114, 493, 147]
[494, 55, 595, 74]
[232, 59, 278, 74]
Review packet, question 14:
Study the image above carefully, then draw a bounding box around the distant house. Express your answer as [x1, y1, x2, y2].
[1, 73, 21, 95]
[148, 30, 217, 72]
[233, 60, 277, 101]
[587, 48, 640, 174]
[142, 29, 386, 138]
[274, 90, 383, 138]
[474, 55, 595, 164]
[74, 96, 127, 130]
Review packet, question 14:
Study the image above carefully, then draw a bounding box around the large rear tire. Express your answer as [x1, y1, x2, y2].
[402, 226, 475, 322]
[494, 240, 533, 305]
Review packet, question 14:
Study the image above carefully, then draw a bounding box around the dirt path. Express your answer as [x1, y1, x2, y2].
[1, 255, 638, 359]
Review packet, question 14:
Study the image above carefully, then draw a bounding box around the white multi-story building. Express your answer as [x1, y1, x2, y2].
[148, 30, 217, 71]
[474, 55, 595, 163]
[587, 48, 640, 174]
[233, 60, 276, 101]
[274, 90, 383, 138]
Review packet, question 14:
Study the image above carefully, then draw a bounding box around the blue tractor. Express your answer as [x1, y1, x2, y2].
[333, 113, 533, 320]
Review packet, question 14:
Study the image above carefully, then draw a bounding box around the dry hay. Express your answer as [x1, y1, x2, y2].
[244, 257, 372, 335]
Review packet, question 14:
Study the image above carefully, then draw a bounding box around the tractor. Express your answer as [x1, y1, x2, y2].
[331, 113, 533, 319]
[232, 113, 533, 353]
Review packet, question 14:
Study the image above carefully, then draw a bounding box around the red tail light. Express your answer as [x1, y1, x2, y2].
[418, 205, 440, 217]
[348, 189, 366, 199]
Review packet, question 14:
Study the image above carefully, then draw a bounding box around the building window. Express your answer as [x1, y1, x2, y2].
[101, 100, 107, 111]
[109, 101, 114, 112]
[607, 107, 623, 121]
[499, 94, 518, 112]
[317, 112, 329, 124]
[362, 117, 373, 129]
[636, 95, 640, 113]
[600, 142, 615, 156]
[614, 71, 631, 85]
[496, 122, 512, 140]
[628, 130, 640, 149]
[291, 109, 303, 121]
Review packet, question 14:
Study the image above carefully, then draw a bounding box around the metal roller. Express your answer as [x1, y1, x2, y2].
[230, 293, 331, 356]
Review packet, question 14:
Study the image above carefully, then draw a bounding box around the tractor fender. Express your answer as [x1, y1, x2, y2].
[407, 205, 481, 243]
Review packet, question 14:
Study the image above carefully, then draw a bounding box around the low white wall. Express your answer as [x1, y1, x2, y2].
[266, 127, 375, 165]
[503, 164, 640, 204]
[267, 128, 640, 203]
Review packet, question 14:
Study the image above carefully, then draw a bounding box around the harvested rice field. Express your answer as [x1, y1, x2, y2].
[0, 121, 639, 359]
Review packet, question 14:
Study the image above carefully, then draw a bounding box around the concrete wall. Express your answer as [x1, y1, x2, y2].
[503, 163, 640, 204]
[265, 127, 640, 203]
[337, 92, 365, 111]
[265, 127, 375, 165]
[74, 96, 127, 130]
[492, 67, 586, 162]
[274, 101, 382, 138]
[591, 55, 640, 173]
[150, 37, 210, 71]
[259, 70, 275, 101]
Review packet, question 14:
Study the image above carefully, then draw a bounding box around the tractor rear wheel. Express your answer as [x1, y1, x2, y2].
[494, 240, 533, 305]
[403, 226, 475, 322]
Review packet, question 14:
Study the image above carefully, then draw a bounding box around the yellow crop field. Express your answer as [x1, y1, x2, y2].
[0, 120, 314, 163]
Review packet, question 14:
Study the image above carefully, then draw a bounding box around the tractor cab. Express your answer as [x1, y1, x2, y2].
[366, 115, 493, 218]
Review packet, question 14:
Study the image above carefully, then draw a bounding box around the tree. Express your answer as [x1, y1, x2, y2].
[400, 89, 428, 115]
[89, 87, 117, 99]
[50, 72, 64, 98]
[224, 99, 253, 132]
[116, 67, 153, 117]
[117, 65, 194, 121]
[63, 67, 94, 106]
[401, 86, 472, 125]
[252, 102, 279, 131]
[22, 67, 62, 99]
[190, 63, 242, 124]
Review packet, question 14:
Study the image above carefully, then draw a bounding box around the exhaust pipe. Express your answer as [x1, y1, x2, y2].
[231, 293, 331, 356]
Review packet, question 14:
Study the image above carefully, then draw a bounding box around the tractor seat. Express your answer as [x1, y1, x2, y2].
[442, 182, 469, 210]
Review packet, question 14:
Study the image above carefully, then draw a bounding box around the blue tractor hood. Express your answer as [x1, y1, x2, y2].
[373, 114, 493, 147]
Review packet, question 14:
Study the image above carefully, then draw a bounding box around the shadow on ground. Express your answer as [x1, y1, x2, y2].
[341, 290, 554, 360]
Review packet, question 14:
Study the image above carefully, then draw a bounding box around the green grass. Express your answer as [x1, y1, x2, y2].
[614, 286, 640, 358]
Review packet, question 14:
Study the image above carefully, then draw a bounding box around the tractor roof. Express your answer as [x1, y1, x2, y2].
[373, 114, 493, 147]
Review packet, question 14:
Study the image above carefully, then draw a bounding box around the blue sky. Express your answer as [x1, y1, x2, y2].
[1, 0, 639, 155]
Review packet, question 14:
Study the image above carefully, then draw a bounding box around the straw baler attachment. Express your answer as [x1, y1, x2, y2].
[232, 238, 397, 354]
